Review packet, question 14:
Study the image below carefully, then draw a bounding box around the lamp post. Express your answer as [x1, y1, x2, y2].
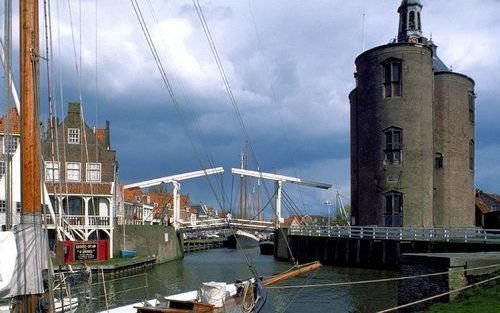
[324, 200, 332, 228]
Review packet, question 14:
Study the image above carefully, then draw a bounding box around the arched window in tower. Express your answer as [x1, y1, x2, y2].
[384, 127, 403, 165]
[384, 191, 403, 227]
[435, 153, 443, 169]
[417, 12, 421, 30]
[469, 92, 475, 123]
[383, 61, 402, 98]
[469, 140, 475, 171]
[409, 11, 415, 30]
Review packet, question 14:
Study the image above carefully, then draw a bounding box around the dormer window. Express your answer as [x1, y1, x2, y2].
[383, 60, 402, 98]
[68, 128, 80, 144]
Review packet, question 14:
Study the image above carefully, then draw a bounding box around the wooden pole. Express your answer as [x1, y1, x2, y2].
[20, 0, 41, 214]
[18, 0, 42, 311]
[263, 261, 321, 286]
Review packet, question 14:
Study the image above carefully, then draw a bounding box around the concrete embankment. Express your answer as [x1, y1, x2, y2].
[113, 225, 183, 264]
[398, 252, 500, 311]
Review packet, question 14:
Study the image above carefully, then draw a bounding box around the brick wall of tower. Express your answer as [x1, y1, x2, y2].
[351, 43, 434, 227]
[433, 72, 475, 226]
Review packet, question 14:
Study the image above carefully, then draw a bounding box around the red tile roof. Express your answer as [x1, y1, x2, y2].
[0, 108, 20, 134]
[475, 196, 490, 214]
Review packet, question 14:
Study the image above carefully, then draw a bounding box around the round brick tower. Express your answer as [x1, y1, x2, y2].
[349, 0, 476, 227]
[351, 43, 434, 227]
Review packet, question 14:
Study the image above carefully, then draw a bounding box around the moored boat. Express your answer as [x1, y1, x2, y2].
[258, 239, 274, 255]
[102, 261, 321, 313]
[225, 230, 259, 249]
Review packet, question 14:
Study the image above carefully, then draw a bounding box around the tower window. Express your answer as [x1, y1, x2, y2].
[435, 153, 443, 169]
[384, 191, 403, 227]
[384, 127, 402, 165]
[409, 11, 415, 30]
[469, 92, 475, 123]
[469, 140, 474, 171]
[417, 12, 421, 31]
[383, 62, 402, 98]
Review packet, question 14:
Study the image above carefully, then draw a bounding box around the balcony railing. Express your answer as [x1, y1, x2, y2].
[43, 214, 111, 228]
[289, 225, 500, 244]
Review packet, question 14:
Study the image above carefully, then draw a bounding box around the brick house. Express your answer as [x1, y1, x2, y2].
[42, 102, 117, 247]
[0, 108, 21, 229]
[119, 187, 191, 225]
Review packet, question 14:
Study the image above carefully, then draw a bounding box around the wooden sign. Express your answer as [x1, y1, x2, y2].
[74, 243, 98, 261]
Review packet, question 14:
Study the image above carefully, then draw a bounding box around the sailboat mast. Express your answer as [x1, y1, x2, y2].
[20, 0, 41, 215]
[18, 0, 43, 311]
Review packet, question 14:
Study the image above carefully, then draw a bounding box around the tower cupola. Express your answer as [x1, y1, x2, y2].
[397, 0, 423, 43]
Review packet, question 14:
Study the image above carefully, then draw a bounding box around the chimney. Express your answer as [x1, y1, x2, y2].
[68, 102, 81, 115]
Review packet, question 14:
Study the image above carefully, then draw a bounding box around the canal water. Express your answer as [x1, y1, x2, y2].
[79, 248, 398, 313]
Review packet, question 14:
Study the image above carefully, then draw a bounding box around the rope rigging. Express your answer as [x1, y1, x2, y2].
[130, 0, 227, 215]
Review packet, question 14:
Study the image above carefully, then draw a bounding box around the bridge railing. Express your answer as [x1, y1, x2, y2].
[289, 225, 500, 244]
[178, 218, 276, 232]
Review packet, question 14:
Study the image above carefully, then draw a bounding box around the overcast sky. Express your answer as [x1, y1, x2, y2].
[2, 0, 499, 217]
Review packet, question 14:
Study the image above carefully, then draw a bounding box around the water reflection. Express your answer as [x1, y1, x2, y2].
[81, 247, 397, 312]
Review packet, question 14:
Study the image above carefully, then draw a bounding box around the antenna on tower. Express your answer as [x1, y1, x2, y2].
[361, 12, 366, 52]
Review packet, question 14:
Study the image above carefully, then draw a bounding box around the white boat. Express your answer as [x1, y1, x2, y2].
[226, 230, 260, 249]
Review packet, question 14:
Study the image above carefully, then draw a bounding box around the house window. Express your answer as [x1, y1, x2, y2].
[469, 92, 475, 123]
[45, 161, 60, 182]
[469, 140, 474, 171]
[383, 62, 402, 98]
[0, 161, 5, 177]
[384, 192, 403, 227]
[0, 200, 5, 213]
[68, 128, 80, 144]
[4, 136, 18, 154]
[435, 153, 443, 169]
[86, 163, 101, 182]
[384, 128, 402, 165]
[16, 202, 21, 212]
[66, 162, 81, 182]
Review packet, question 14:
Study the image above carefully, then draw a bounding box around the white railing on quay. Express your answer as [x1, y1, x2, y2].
[288, 225, 500, 244]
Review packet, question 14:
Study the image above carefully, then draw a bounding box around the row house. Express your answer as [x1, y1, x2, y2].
[42, 103, 117, 248]
[118, 187, 192, 225]
[0, 108, 21, 230]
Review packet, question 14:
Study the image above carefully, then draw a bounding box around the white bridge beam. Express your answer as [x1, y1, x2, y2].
[124, 167, 224, 229]
[231, 168, 332, 227]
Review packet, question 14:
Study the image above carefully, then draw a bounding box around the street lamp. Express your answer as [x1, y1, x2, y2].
[324, 200, 332, 228]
